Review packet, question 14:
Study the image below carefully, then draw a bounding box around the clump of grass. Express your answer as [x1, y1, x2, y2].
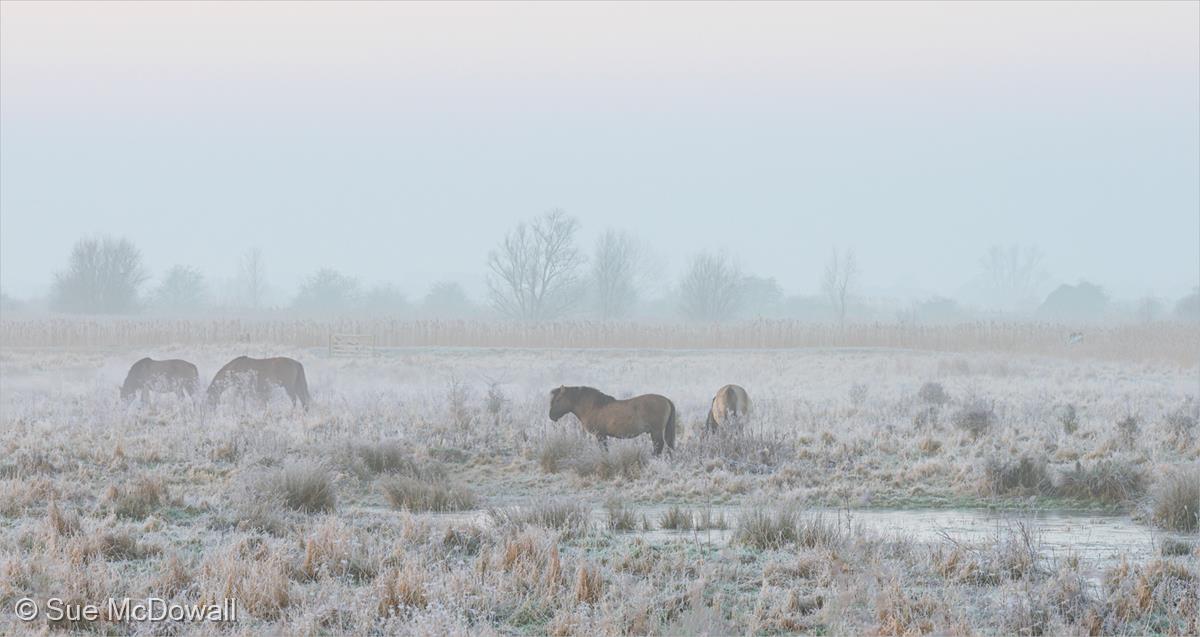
[1148, 466, 1199, 532]
[46, 500, 82, 537]
[918, 381, 950, 406]
[934, 523, 1045, 584]
[66, 525, 161, 563]
[574, 562, 604, 605]
[1159, 537, 1193, 557]
[873, 580, 940, 635]
[490, 500, 590, 537]
[351, 442, 422, 477]
[575, 444, 647, 480]
[952, 398, 996, 437]
[981, 455, 1052, 497]
[1056, 459, 1147, 504]
[734, 506, 841, 550]
[848, 382, 869, 406]
[200, 549, 292, 620]
[659, 505, 695, 531]
[301, 518, 377, 582]
[1056, 403, 1079, 435]
[697, 508, 728, 530]
[1163, 401, 1198, 442]
[104, 475, 168, 520]
[918, 436, 942, 455]
[380, 475, 477, 512]
[442, 525, 485, 555]
[537, 431, 587, 473]
[1116, 414, 1140, 444]
[154, 553, 193, 597]
[257, 461, 336, 513]
[605, 498, 640, 532]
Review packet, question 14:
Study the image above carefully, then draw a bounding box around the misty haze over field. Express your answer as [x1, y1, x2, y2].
[1, 1, 1198, 320]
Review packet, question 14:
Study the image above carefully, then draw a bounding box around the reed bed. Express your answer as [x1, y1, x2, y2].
[2, 318, 1196, 364]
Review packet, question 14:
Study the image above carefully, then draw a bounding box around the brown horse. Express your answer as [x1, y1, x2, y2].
[121, 358, 200, 401]
[207, 356, 311, 409]
[549, 386, 676, 456]
[705, 384, 751, 432]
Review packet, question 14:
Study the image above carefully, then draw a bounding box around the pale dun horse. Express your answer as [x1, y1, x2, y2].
[705, 384, 751, 432]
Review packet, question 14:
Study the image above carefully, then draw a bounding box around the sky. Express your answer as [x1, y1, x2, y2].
[1, 1, 1198, 304]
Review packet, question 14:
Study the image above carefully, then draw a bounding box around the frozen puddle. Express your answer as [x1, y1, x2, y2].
[354, 502, 1194, 570]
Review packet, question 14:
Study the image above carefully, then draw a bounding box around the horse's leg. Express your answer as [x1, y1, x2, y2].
[595, 433, 608, 451]
[650, 430, 664, 456]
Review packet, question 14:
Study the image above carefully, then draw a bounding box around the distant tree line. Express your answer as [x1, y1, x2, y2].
[25, 224, 1200, 325]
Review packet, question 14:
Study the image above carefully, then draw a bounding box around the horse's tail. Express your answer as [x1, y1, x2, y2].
[665, 400, 676, 451]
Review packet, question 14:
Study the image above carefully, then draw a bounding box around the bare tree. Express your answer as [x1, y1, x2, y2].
[486, 209, 585, 320]
[822, 247, 858, 325]
[154, 265, 207, 312]
[590, 228, 646, 320]
[239, 247, 267, 310]
[50, 236, 149, 314]
[678, 251, 744, 321]
[979, 244, 1048, 312]
[293, 268, 361, 313]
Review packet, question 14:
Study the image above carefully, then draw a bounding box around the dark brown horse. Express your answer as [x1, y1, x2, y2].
[705, 384, 751, 432]
[549, 386, 676, 456]
[207, 356, 311, 409]
[121, 358, 200, 401]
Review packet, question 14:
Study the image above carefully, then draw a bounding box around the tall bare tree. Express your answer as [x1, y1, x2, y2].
[239, 247, 267, 310]
[822, 247, 858, 325]
[979, 244, 1047, 312]
[590, 229, 646, 320]
[678, 251, 744, 322]
[487, 209, 585, 320]
[50, 236, 148, 314]
[154, 265, 207, 312]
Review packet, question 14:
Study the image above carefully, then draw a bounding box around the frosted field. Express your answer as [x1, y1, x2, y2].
[0, 344, 1196, 635]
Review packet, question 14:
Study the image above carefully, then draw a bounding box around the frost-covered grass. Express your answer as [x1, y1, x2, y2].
[0, 344, 1196, 634]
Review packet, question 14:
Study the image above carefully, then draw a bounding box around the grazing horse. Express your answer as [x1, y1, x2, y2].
[549, 386, 676, 456]
[207, 356, 311, 409]
[121, 358, 200, 401]
[705, 384, 751, 432]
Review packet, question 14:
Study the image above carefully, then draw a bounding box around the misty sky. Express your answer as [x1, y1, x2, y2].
[1, 1, 1197, 304]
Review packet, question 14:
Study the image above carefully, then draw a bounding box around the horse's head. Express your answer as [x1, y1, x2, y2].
[549, 385, 573, 421]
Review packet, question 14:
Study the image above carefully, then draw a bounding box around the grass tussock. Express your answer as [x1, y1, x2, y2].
[952, 397, 996, 437]
[1056, 459, 1147, 504]
[571, 444, 647, 480]
[1148, 466, 1199, 532]
[380, 475, 477, 512]
[377, 563, 428, 617]
[933, 523, 1044, 585]
[537, 432, 647, 479]
[734, 506, 842, 550]
[604, 499, 644, 532]
[982, 455, 1052, 497]
[301, 518, 376, 582]
[104, 475, 168, 519]
[918, 381, 950, 406]
[257, 461, 336, 513]
[490, 500, 590, 537]
[659, 505, 695, 531]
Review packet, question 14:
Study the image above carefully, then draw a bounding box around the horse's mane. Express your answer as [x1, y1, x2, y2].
[576, 386, 617, 406]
